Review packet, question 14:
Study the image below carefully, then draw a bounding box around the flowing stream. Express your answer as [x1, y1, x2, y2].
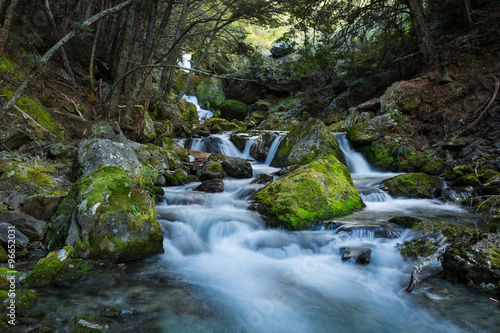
[21, 133, 499, 332]
[154, 132, 495, 332]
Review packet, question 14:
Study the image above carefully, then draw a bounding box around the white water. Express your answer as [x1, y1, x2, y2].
[264, 133, 286, 165]
[178, 54, 214, 121]
[157, 132, 478, 332]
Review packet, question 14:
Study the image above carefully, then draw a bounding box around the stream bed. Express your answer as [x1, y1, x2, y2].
[17, 133, 500, 332]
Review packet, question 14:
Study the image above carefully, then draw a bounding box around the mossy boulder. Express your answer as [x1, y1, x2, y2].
[177, 98, 199, 125]
[0, 267, 19, 289]
[221, 156, 253, 178]
[203, 117, 241, 133]
[196, 160, 226, 181]
[442, 234, 500, 291]
[196, 77, 226, 109]
[0, 288, 37, 314]
[379, 80, 423, 114]
[71, 139, 141, 181]
[271, 118, 343, 167]
[218, 100, 248, 121]
[0, 162, 58, 190]
[164, 169, 197, 186]
[143, 113, 157, 141]
[381, 173, 442, 199]
[24, 246, 73, 286]
[135, 142, 188, 172]
[253, 155, 364, 230]
[346, 112, 400, 147]
[46, 166, 163, 261]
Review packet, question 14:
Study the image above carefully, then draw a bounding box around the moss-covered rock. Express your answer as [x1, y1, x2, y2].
[136, 141, 188, 172]
[271, 118, 343, 167]
[253, 155, 364, 230]
[164, 169, 196, 186]
[24, 246, 73, 286]
[196, 77, 226, 109]
[177, 98, 199, 125]
[46, 166, 164, 261]
[143, 113, 157, 141]
[379, 81, 423, 114]
[346, 112, 400, 147]
[196, 160, 226, 181]
[229, 132, 248, 152]
[218, 100, 248, 121]
[203, 117, 241, 133]
[381, 173, 442, 199]
[0, 162, 58, 190]
[0, 267, 19, 290]
[0, 288, 37, 314]
[388, 216, 423, 229]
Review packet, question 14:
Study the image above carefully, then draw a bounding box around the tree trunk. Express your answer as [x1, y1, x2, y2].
[405, 0, 434, 62]
[0, 0, 19, 56]
[0, 0, 133, 118]
[462, 0, 473, 28]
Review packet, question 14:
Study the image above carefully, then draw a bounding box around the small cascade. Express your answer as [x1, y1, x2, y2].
[264, 133, 285, 166]
[333, 132, 379, 175]
[185, 133, 246, 158]
[179, 54, 192, 72]
[181, 95, 214, 121]
[242, 137, 256, 160]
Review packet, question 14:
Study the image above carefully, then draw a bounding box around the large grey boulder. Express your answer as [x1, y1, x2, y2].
[193, 179, 224, 193]
[346, 112, 399, 147]
[71, 138, 141, 181]
[0, 222, 29, 248]
[46, 166, 163, 262]
[21, 194, 66, 221]
[222, 156, 253, 178]
[270, 41, 295, 58]
[0, 211, 48, 241]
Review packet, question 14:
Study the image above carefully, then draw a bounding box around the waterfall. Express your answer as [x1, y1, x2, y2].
[177, 54, 213, 121]
[264, 133, 285, 166]
[333, 132, 380, 175]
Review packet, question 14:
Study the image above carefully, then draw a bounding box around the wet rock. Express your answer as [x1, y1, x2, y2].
[196, 77, 226, 109]
[71, 139, 141, 181]
[271, 118, 344, 167]
[0, 288, 37, 314]
[346, 112, 399, 147]
[336, 224, 403, 238]
[46, 167, 164, 261]
[0, 211, 48, 241]
[72, 316, 115, 333]
[164, 169, 197, 186]
[388, 216, 422, 229]
[24, 246, 73, 286]
[221, 156, 253, 178]
[341, 247, 372, 264]
[229, 132, 248, 152]
[21, 194, 66, 221]
[196, 159, 226, 181]
[442, 234, 500, 290]
[250, 132, 278, 162]
[154, 174, 166, 187]
[253, 155, 364, 230]
[251, 174, 273, 184]
[0, 222, 29, 248]
[381, 173, 442, 199]
[193, 179, 224, 193]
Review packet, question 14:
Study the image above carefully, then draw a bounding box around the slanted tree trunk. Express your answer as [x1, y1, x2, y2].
[405, 0, 434, 63]
[0, 0, 19, 56]
[0, 0, 133, 118]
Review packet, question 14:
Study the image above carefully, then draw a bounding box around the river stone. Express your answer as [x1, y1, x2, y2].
[46, 166, 164, 262]
[250, 132, 278, 162]
[24, 246, 74, 286]
[346, 112, 400, 147]
[251, 174, 273, 184]
[253, 155, 364, 230]
[0, 222, 29, 248]
[341, 247, 372, 264]
[71, 138, 141, 181]
[222, 156, 253, 178]
[271, 118, 343, 167]
[0, 211, 48, 241]
[218, 100, 249, 121]
[381, 173, 442, 199]
[193, 179, 224, 193]
[21, 194, 66, 221]
[196, 158, 227, 181]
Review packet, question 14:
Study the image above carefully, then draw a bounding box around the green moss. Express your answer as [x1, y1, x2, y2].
[218, 100, 248, 121]
[382, 173, 442, 199]
[255, 155, 364, 230]
[177, 98, 199, 125]
[207, 162, 222, 173]
[397, 239, 438, 260]
[456, 174, 481, 187]
[25, 246, 74, 286]
[196, 78, 226, 109]
[204, 117, 241, 132]
[272, 118, 343, 167]
[0, 267, 19, 290]
[47, 167, 163, 261]
[0, 246, 7, 263]
[0, 289, 37, 313]
[0, 162, 59, 190]
[0, 54, 24, 80]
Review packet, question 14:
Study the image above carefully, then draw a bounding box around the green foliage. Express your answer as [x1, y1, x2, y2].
[397, 239, 439, 260]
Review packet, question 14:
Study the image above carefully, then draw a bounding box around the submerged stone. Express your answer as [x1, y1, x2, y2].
[25, 246, 74, 286]
[193, 179, 224, 193]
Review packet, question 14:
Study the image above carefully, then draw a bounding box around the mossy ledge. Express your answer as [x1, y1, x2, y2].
[253, 155, 364, 230]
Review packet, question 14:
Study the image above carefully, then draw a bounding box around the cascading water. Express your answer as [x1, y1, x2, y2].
[177, 54, 214, 121]
[155, 131, 489, 332]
